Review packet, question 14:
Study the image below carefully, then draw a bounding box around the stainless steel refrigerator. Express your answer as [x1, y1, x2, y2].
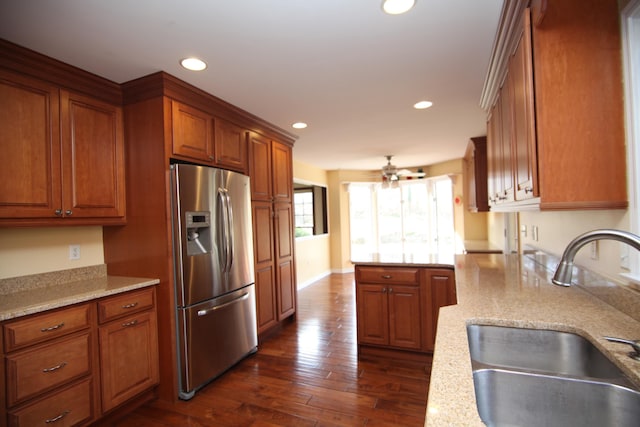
[170, 163, 257, 400]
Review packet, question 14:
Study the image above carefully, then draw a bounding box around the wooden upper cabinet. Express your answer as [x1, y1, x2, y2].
[249, 133, 292, 202]
[61, 90, 126, 219]
[271, 140, 293, 202]
[0, 70, 61, 219]
[171, 99, 215, 163]
[171, 100, 247, 173]
[483, 2, 627, 211]
[510, 10, 537, 201]
[214, 118, 248, 173]
[0, 70, 125, 224]
[248, 132, 273, 201]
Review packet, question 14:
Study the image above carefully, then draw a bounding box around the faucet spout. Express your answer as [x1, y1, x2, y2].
[552, 229, 640, 286]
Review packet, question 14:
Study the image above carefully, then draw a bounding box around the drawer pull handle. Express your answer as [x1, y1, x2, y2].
[45, 410, 70, 424]
[122, 302, 139, 309]
[381, 275, 392, 279]
[43, 362, 67, 373]
[122, 319, 138, 328]
[41, 322, 64, 332]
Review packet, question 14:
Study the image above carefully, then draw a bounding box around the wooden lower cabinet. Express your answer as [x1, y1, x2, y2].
[99, 310, 159, 411]
[355, 265, 456, 356]
[1, 287, 159, 426]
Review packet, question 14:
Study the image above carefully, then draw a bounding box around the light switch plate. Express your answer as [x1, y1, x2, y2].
[69, 245, 80, 260]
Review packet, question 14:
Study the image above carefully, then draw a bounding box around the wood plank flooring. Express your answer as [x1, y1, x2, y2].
[114, 273, 432, 426]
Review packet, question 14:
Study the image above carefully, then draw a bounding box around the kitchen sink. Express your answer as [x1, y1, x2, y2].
[473, 368, 640, 427]
[467, 324, 626, 379]
[467, 324, 640, 427]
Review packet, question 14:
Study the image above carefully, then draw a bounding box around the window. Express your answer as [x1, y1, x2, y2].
[293, 184, 328, 237]
[294, 189, 314, 237]
[348, 177, 456, 259]
[621, 0, 640, 285]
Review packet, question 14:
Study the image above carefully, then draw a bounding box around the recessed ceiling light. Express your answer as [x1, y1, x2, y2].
[414, 100, 433, 109]
[382, 0, 416, 15]
[292, 122, 308, 129]
[180, 57, 207, 71]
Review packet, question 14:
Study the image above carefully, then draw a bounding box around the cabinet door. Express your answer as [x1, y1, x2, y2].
[99, 310, 159, 412]
[214, 118, 247, 173]
[387, 285, 422, 350]
[511, 9, 538, 201]
[486, 102, 501, 206]
[61, 91, 126, 219]
[271, 141, 293, 202]
[424, 269, 457, 352]
[252, 201, 278, 333]
[0, 70, 61, 219]
[274, 202, 296, 320]
[249, 132, 273, 201]
[356, 284, 389, 346]
[498, 76, 515, 203]
[171, 100, 214, 163]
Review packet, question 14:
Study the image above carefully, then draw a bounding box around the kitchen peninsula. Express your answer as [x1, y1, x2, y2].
[426, 252, 640, 426]
[353, 253, 457, 358]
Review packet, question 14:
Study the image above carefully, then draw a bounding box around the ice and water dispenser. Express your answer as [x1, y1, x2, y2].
[185, 211, 212, 255]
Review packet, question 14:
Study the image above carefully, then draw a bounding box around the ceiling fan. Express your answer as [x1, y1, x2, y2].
[381, 155, 426, 182]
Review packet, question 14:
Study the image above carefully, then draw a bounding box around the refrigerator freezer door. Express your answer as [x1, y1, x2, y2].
[176, 285, 258, 399]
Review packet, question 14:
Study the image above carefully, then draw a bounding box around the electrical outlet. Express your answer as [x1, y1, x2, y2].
[621, 244, 630, 269]
[590, 241, 599, 260]
[69, 244, 80, 260]
[520, 225, 527, 238]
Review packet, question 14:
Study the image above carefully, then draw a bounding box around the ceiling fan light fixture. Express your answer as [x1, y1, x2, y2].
[382, 0, 416, 15]
[180, 57, 207, 71]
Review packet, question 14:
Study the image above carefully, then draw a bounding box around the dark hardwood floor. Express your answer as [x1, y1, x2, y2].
[114, 273, 432, 426]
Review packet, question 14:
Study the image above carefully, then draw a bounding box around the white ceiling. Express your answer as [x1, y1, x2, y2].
[0, 0, 503, 171]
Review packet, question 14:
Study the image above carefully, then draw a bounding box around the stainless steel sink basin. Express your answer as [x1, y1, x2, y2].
[466, 324, 640, 427]
[473, 368, 640, 427]
[467, 324, 625, 379]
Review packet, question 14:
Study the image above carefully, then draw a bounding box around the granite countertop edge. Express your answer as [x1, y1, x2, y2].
[0, 265, 160, 321]
[425, 253, 640, 426]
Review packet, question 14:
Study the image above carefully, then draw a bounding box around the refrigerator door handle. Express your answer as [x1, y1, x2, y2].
[225, 192, 234, 272]
[196, 292, 250, 317]
[218, 188, 231, 272]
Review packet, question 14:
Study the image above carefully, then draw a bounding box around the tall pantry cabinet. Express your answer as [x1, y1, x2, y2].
[102, 72, 297, 402]
[249, 132, 297, 335]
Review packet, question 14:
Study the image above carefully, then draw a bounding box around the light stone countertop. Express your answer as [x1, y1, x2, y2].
[425, 253, 640, 426]
[0, 265, 159, 321]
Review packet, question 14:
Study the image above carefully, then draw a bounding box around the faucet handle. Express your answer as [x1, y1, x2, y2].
[604, 336, 640, 361]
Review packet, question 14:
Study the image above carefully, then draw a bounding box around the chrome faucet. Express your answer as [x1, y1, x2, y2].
[552, 229, 640, 286]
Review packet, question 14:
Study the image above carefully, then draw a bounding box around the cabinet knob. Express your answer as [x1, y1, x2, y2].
[381, 287, 387, 293]
[65, 209, 73, 216]
[524, 186, 533, 194]
[54, 209, 63, 216]
[209, 155, 214, 160]
[388, 288, 393, 293]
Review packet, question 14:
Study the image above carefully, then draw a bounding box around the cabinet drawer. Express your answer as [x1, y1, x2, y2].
[98, 287, 154, 324]
[3, 303, 92, 352]
[8, 378, 93, 427]
[356, 267, 420, 285]
[6, 332, 92, 406]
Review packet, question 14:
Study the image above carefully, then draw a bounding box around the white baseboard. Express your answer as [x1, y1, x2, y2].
[297, 270, 332, 290]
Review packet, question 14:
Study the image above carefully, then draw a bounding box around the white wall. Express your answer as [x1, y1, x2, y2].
[519, 210, 630, 283]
